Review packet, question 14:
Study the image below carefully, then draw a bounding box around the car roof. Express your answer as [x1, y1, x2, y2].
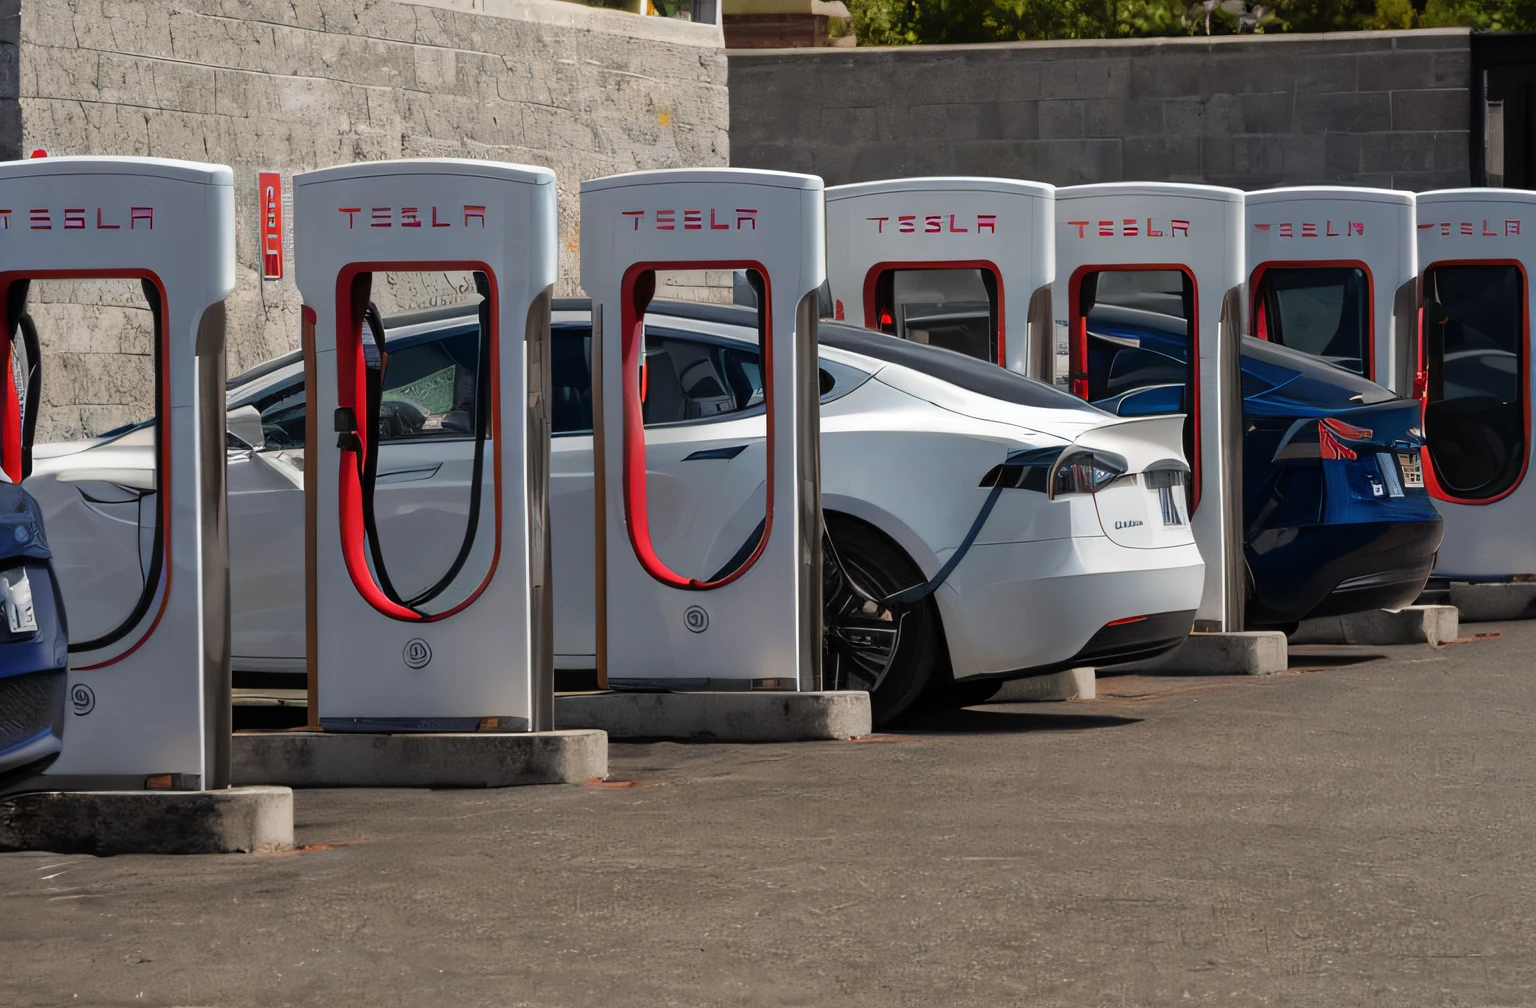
[226, 296, 1099, 417]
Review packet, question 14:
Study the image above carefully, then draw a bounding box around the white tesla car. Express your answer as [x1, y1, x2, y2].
[26, 299, 1203, 724]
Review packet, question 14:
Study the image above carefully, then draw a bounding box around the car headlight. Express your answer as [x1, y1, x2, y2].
[0, 488, 49, 558]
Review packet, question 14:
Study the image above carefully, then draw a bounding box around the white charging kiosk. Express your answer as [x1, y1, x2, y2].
[0, 156, 235, 791]
[580, 168, 824, 690]
[1246, 187, 1418, 393]
[1054, 183, 1246, 631]
[294, 159, 557, 732]
[1415, 188, 1534, 580]
[824, 178, 1054, 378]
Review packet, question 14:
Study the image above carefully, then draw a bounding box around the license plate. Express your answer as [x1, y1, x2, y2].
[2, 567, 37, 634]
[1398, 453, 1424, 488]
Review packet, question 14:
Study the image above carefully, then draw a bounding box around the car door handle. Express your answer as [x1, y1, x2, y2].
[683, 445, 748, 461]
[375, 464, 442, 484]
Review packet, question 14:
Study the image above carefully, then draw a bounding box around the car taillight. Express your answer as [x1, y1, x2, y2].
[1049, 450, 1128, 498]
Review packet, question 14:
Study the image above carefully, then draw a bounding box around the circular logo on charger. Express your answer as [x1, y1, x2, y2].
[70, 683, 95, 716]
[683, 605, 709, 634]
[403, 638, 433, 669]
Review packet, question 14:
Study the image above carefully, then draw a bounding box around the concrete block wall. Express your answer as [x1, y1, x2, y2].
[1, 0, 729, 441]
[729, 29, 1473, 192]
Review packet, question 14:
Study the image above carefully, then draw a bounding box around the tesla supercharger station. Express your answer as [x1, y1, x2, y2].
[1246, 187, 1418, 393]
[1053, 183, 1246, 632]
[294, 159, 557, 732]
[1415, 188, 1534, 581]
[824, 178, 1055, 378]
[581, 168, 824, 690]
[0, 156, 234, 790]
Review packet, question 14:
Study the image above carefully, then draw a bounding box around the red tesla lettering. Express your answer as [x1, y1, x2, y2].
[709, 208, 729, 230]
[63, 208, 85, 230]
[0, 210, 11, 229]
[1509, 220, 1523, 236]
[1461, 221, 1474, 235]
[431, 206, 450, 228]
[683, 209, 702, 230]
[898, 215, 916, 234]
[1349, 221, 1364, 236]
[948, 214, 968, 233]
[1483, 219, 1497, 236]
[1279, 223, 1292, 238]
[371, 207, 392, 228]
[736, 209, 757, 229]
[977, 214, 997, 233]
[1067, 220, 1089, 238]
[1326, 220, 1339, 237]
[1302, 222, 1317, 238]
[463, 205, 485, 228]
[400, 207, 421, 228]
[1253, 223, 1272, 232]
[130, 207, 153, 229]
[623, 211, 645, 230]
[655, 209, 675, 230]
[29, 209, 49, 230]
[94, 208, 118, 229]
[1147, 219, 1163, 237]
[868, 216, 889, 233]
[1098, 220, 1114, 237]
[1121, 218, 1139, 237]
[1171, 220, 1189, 237]
[338, 207, 361, 228]
[924, 215, 942, 233]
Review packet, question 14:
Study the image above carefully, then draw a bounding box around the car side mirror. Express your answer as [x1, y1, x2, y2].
[226, 404, 265, 450]
[1114, 384, 1184, 418]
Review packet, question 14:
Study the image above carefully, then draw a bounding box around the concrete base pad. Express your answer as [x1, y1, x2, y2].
[991, 667, 1096, 702]
[1290, 605, 1459, 646]
[0, 786, 293, 856]
[1449, 582, 1536, 623]
[1107, 631, 1288, 676]
[556, 691, 870, 741]
[232, 730, 607, 788]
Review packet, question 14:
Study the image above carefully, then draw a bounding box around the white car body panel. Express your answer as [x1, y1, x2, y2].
[31, 306, 1205, 684]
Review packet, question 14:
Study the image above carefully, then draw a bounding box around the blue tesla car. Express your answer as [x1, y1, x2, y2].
[1077, 275, 1443, 630]
[0, 481, 69, 793]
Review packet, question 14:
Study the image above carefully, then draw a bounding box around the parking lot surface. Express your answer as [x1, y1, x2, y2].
[4, 624, 1534, 1008]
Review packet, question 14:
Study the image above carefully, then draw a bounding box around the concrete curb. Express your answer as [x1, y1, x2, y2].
[1290, 605, 1459, 646]
[1106, 631, 1288, 676]
[1449, 582, 1536, 623]
[232, 730, 608, 788]
[991, 667, 1096, 702]
[556, 691, 871, 741]
[0, 786, 294, 855]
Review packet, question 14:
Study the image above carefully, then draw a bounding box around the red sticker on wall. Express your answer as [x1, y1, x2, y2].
[259, 172, 283, 280]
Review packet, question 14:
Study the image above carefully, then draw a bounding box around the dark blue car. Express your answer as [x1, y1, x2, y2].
[0, 482, 69, 793]
[1080, 293, 1443, 630]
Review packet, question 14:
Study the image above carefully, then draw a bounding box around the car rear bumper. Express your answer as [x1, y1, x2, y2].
[1246, 518, 1444, 627]
[935, 535, 1205, 680]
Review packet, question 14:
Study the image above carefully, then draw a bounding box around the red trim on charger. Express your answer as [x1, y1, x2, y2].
[1248, 260, 1375, 380]
[860, 260, 1006, 367]
[1066, 262, 1204, 514]
[0, 269, 173, 669]
[620, 260, 774, 591]
[330, 261, 503, 622]
[1418, 257, 1531, 506]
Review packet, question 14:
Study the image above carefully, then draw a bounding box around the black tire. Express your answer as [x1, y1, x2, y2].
[939, 678, 1003, 709]
[823, 515, 944, 727]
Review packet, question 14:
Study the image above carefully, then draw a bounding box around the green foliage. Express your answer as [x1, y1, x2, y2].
[844, 0, 1536, 43]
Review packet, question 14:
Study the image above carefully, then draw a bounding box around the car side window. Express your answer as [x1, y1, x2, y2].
[549, 323, 849, 434]
[377, 329, 479, 441]
[250, 379, 306, 450]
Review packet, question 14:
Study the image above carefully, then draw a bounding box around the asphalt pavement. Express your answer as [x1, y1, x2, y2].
[3, 623, 1533, 1007]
